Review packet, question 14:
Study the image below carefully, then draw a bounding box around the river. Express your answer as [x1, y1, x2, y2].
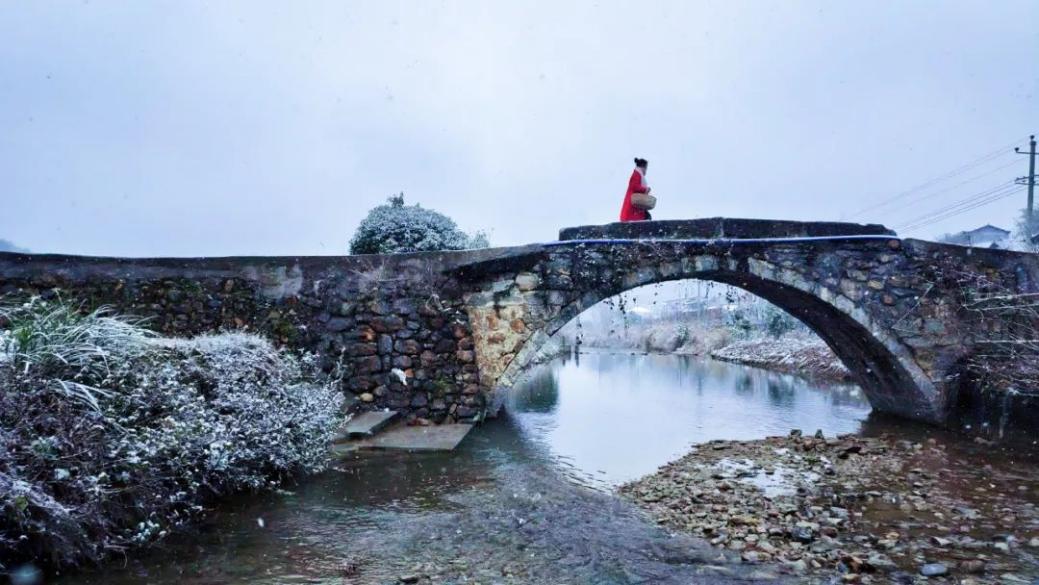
[55, 352, 1037, 584]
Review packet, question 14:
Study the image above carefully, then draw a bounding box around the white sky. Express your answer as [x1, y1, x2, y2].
[1, 1, 1037, 256]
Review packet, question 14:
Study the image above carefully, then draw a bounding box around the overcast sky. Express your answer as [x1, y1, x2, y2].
[1, 1, 1037, 257]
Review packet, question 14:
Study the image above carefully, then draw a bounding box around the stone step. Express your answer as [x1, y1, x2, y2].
[333, 410, 399, 442]
[332, 423, 474, 453]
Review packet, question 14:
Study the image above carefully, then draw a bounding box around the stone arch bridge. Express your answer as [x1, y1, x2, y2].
[2, 219, 1037, 427]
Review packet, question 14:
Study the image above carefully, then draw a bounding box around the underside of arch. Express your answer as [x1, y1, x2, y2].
[494, 267, 943, 424]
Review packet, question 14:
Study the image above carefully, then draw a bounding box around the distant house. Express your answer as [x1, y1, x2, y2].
[941, 225, 1011, 249]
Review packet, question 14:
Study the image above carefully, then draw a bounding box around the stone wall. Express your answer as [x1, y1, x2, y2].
[0, 251, 496, 423]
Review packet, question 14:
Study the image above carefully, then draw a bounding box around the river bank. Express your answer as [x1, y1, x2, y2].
[710, 335, 852, 383]
[576, 328, 851, 383]
[620, 431, 1039, 584]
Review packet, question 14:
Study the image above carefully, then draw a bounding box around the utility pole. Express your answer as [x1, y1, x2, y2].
[1016, 135, 1037, 225]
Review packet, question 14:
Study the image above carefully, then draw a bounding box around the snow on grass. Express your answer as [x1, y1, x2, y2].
[710, 333, 850, 381]
[0, 298, 344, 569]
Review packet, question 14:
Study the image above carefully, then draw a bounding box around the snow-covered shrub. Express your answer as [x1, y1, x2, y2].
[0, 298, 343, 569]
[349, 193, 489, 254]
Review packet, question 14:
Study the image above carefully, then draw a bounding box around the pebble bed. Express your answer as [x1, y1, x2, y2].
[620, 431, 1039, 584]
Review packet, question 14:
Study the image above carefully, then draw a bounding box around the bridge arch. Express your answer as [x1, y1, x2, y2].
[461, 244, 945, 424]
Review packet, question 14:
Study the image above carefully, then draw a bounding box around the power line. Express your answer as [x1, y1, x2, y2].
[898, 183, 1024, 233]
[846, 136, 1028, 220]
[907, 187, 1024, 233]
[897, 181, 1019, 231]
[899, 190, 1021, 234]
[849, 143, 1016, 220]
[880, 158, 1021, 213]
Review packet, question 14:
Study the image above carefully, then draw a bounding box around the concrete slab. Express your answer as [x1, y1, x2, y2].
[333, 410, 399, 442]
[337, 423, 474, 452]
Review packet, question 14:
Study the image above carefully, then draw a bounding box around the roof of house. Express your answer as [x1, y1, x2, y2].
[962, 224, 1010, 236]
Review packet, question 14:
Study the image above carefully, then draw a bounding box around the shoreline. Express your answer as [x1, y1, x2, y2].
[709, 336, 852, 383]
[576, 335, 852, 385]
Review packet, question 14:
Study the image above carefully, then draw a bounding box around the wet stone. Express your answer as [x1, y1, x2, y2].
[919, 563, 948, 577]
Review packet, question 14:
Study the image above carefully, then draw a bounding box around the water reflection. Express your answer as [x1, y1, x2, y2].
[507, 351, 871, 489]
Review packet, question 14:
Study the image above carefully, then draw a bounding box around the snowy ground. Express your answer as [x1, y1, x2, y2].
[710, 333, 851, 382]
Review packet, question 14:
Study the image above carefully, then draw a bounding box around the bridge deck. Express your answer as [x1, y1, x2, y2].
[559, 218, 895, 242]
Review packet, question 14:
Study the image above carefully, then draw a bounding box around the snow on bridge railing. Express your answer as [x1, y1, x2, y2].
[544, 234, 901, 247]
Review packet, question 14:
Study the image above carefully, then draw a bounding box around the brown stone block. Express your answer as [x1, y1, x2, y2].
[370, 316, 404, 332]
[356, 355, 383, 374]
[351, 342, 378, 356]
[396, 339, 420, 354]
[348, 376, 374, 391]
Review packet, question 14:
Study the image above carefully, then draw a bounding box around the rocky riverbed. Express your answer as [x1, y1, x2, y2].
[620, 431, 1039, 584]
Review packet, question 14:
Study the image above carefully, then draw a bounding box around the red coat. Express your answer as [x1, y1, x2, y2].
[619, 169, 649, 222]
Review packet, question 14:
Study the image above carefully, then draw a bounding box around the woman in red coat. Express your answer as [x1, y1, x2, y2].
[619, 157, 651, 222]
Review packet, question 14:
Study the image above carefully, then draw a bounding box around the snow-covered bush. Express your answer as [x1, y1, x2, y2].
[349, 193, 489, 254]
[0, 298, 343, 569]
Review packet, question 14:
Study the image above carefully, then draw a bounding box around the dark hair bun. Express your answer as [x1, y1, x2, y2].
[634, 157, 648, 167]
